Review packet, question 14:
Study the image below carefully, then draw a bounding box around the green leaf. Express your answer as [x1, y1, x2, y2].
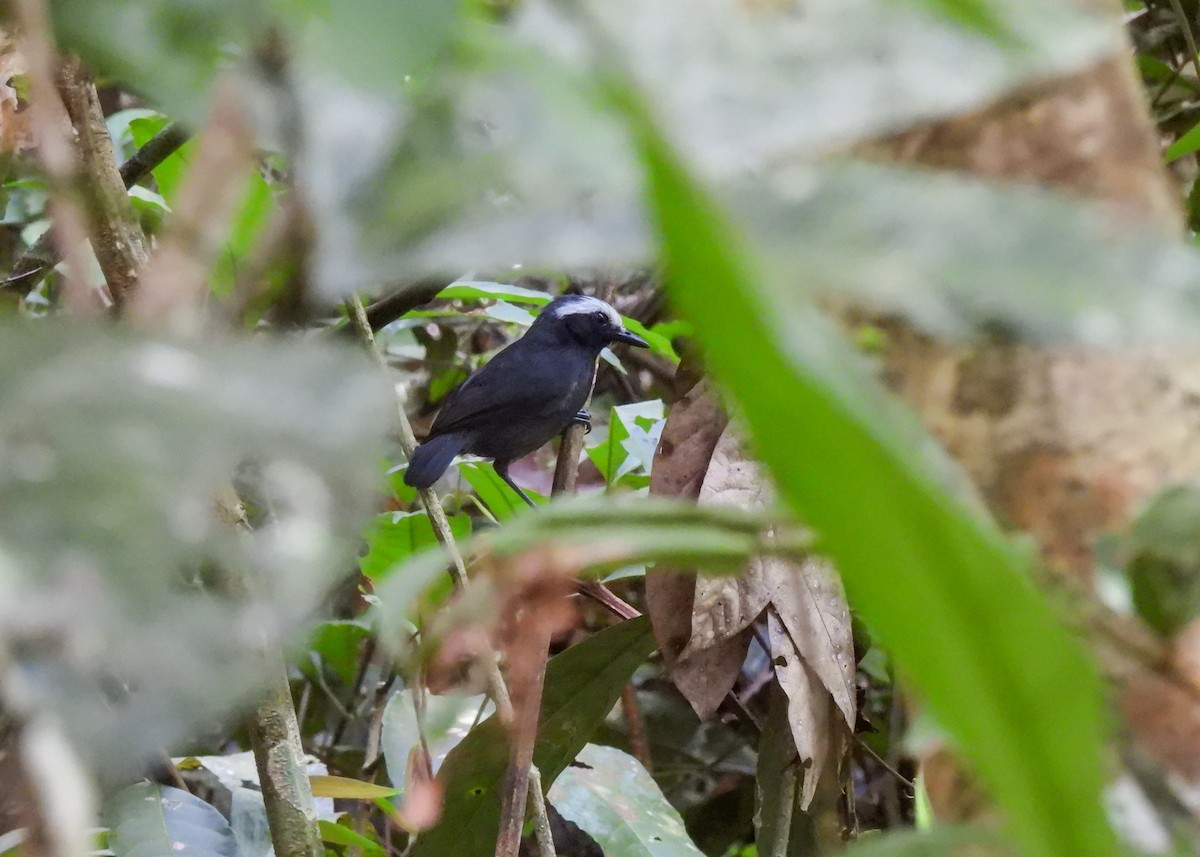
[127, 186, 171, 233]
[482, 300, 537, 327]
[609, 76, 1120, 857]
[1126, 482, 1200, 636]
[457, 461, 546, 520]
[428, 363, 469, 404]
[317, 820, 386, 857]
[1167, 121, 1200, 162]
[309, 776, 399, 800]
[303, 620, 371, 686]
[359, 511, 472, 581]
[586, 399, 664, 487]
[129, 114, 276, 299]
[210, 172, 276, 297]
[107, 783, 238, 857]
[405, 495, 803, 579]
[130, 115, 189, 202]
[905, 0, 1016, 43]
[550, 744, 704, 857]
[436, 281, 553, 305]
[411, 617, 657, 857]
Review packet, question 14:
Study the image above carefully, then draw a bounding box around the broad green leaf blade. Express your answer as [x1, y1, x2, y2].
[586, 400, 665, 487]
[549, 745, 704, 857]
[458, 462, 546, 520]
[471, 495, 803, 576]
[1166, 121, 1200, 162]
[411, 617, 657, 857]
[302, 620, 371, 686]
[611, 80, 1121, 857]
[1126, 483, 1200, 637]
[128, 115, 276, 300]
[372, 497, 798, 647]
[907, 0, 1015, 43]
[317, 821, 386, 857]
[107, 783, 238, 857]
[437, 281, 553, 305]
[359, 511, 472, 581]
[309, 776, 399, 800]
[129, 115, 189, 201]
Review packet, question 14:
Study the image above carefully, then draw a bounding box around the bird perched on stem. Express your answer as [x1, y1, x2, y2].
[404, 294, 649, 505]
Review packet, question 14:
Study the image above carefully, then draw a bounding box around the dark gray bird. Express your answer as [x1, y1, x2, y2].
[403, 294, 649, 505]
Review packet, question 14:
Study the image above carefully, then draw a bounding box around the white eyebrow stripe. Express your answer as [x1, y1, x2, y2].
[551, 297, 621, 326]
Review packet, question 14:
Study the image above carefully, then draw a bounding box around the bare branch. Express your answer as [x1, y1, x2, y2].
[55, 57, 148, 309]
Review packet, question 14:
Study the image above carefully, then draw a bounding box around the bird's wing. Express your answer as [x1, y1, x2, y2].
[428, 344, 582, 436]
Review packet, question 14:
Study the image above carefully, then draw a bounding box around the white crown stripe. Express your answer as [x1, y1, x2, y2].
[550, 296, 622, 327]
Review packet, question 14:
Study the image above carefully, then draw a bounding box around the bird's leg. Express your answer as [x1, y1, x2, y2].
[494, 460, 538, 509]
[571, 409, 592, 435]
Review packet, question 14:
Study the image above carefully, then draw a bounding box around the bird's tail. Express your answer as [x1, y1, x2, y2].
[403, 433, 467, 488]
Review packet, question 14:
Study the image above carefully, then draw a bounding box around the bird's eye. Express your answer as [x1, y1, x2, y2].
[592, 310, 607, 322]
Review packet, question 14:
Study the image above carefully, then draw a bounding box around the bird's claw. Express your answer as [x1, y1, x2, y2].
[572, 409, 592, 434]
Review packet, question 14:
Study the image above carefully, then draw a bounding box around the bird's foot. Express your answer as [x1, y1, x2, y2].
[572, 409, 592, 434]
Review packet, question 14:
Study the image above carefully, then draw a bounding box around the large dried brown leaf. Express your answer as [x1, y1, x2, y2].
[768, 607, 844, 811]
[685, 429, 773, 654]
[647, 381, 740, 716]
[769, 556, 856, 731]
[688, 427, 856, 806]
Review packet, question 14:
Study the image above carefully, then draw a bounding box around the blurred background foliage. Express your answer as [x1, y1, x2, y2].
[6, 0, 1200, 856]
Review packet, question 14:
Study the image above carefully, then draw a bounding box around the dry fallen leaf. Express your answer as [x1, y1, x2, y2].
[684, 425, 857, 806]
[768, 606, 842, 810]
[647, 381, 742, 716]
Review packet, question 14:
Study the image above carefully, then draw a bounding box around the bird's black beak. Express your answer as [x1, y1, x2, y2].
[611, 328, 649, 348]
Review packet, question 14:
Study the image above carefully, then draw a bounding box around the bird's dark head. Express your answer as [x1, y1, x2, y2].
[533, 295, 649, 351]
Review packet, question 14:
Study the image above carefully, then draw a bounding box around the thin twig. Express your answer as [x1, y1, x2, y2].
[527, 767, 556, 857]
[854, 734, 915, 790]
[364, 279, 450, 331]
[1168, 0, 1200, 92]
[326, 637, 378, 755]
[497, 426, 592, 857]
[345, 295, 513, 711]
[346, 294, 541, 857]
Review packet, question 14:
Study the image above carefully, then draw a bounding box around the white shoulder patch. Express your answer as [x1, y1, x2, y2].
[552, 296, 621, 327]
